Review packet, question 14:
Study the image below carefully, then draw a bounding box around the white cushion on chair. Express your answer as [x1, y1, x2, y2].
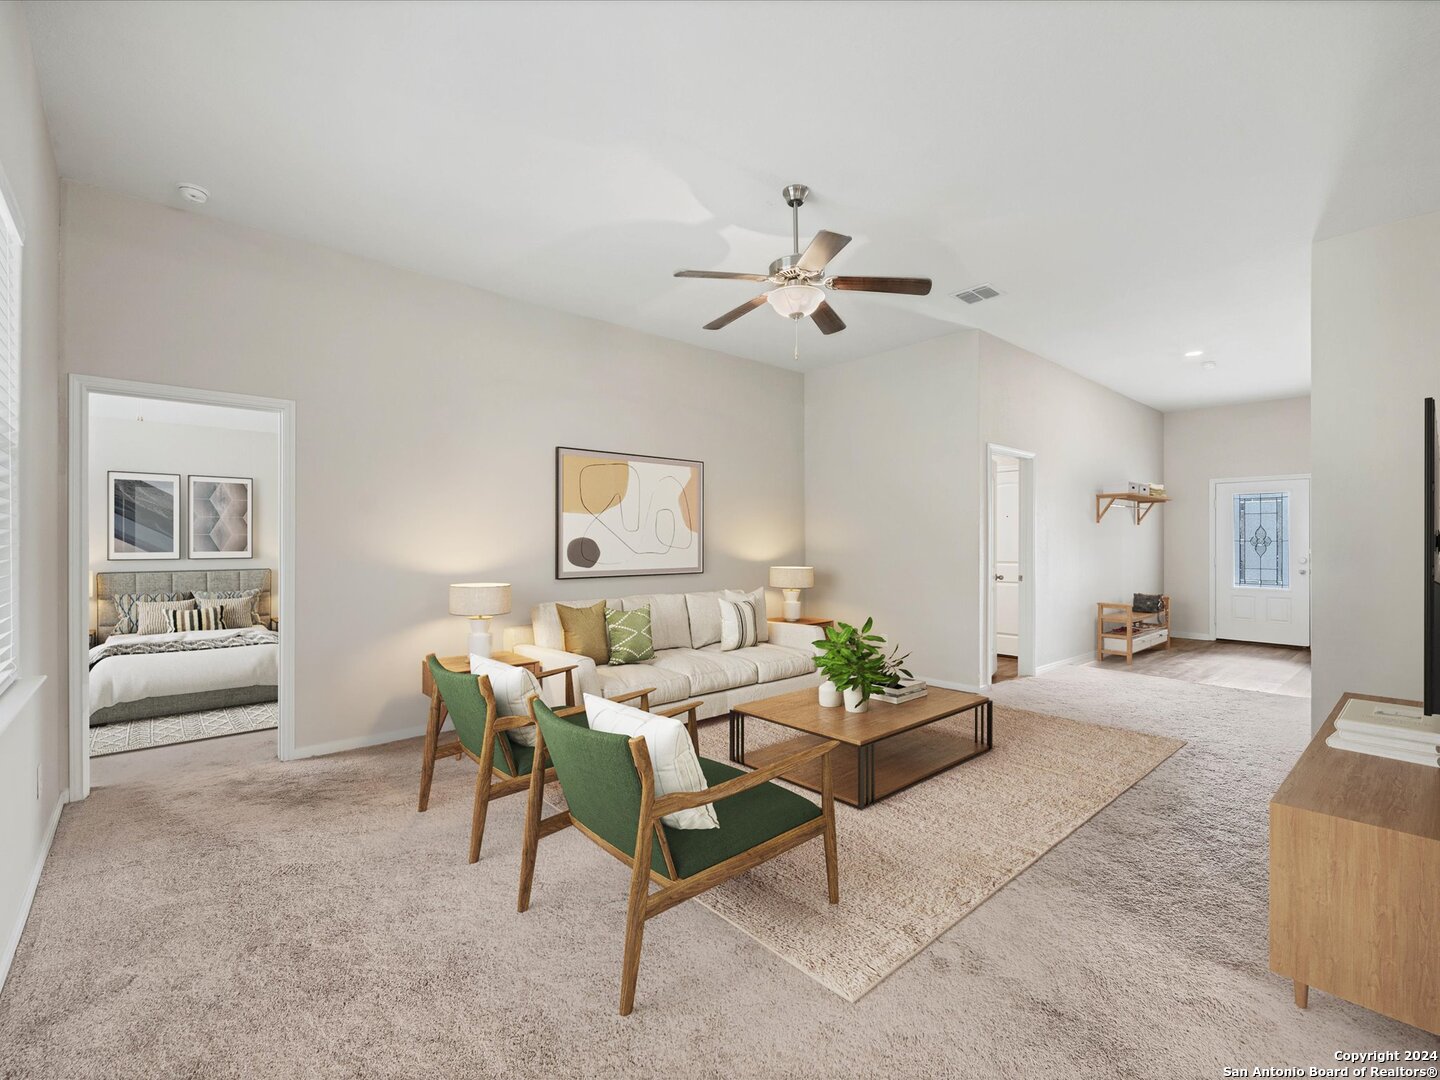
[471, 655, 543, 746]
[583, 693, 719, 831]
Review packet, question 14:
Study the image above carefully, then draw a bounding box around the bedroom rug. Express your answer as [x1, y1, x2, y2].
[686, 704, 1184, 1002]
[88, 701, 278, 756]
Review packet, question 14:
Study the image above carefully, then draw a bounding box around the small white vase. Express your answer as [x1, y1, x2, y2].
[843, 687, 869, 713]
[818, 680, 841, 708]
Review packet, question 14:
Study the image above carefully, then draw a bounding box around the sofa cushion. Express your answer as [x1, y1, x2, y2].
[727, 643, 816, 684]
[592, 660, 692, 706]
[723, 587, 769, 643]
[621, 593, 690, 651]
[685, 591, 723, 649]
[661, 757, 822, 879]
[605, 605, 655, 665]
[558, 600, 610, 664]
[649, 647, 759, 696]
[719, 595, 760, 651]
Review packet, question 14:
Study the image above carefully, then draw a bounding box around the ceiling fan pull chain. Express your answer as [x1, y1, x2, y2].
[794, 318, 800, 363]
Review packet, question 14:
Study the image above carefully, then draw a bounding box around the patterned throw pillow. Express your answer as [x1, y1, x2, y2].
[135, 599, 197, 635]
[167, 606, 226, 632]
[112, 592, 187, 635]
[719, 597, 759, 651]
[192, 589, 261, 628]
[723, 587, 769, 643]
[605, 605, 655, 666]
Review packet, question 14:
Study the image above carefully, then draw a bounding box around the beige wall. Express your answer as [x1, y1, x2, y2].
[88, 415, 282, 627]
[804, 331, 983, 685]
[1161, 396, 1311, 638]
[978, 333, 1164, 670]
[61, 182, 806, 754]
[1312, 210, 1440, 729]
[0, 0, 64, 987]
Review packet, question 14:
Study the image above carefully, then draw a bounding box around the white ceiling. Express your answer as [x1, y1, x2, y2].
[24, 1, 1440, 411]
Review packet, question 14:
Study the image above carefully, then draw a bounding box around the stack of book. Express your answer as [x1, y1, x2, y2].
[1325, 700, 1440, 767]
[872, 680, 928, 705]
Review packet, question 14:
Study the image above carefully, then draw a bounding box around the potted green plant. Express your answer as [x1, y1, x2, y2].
[813, 618, 909, 713]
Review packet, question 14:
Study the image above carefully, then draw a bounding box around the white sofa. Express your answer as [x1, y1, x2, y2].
[510, 589, 823, 720]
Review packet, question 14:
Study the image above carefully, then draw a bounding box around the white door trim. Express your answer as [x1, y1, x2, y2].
[1207, 473, 1311, 642]
[981, 443, 1036, 688]
[67, 374, 298, 799]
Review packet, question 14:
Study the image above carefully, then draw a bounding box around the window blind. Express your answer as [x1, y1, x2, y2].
[0, 203, 20, 697]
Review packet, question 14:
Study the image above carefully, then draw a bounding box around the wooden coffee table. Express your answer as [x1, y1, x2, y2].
[729, 686, 993, 808]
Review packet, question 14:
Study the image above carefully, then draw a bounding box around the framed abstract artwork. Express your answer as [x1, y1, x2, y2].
[188, 475, 253, 558]
[108, 471, 181, 560]
[556, 447, 704, 579]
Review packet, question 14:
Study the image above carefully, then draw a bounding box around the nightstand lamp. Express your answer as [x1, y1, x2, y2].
[769, 566, 815, 622]
[449, 582, 511, 659]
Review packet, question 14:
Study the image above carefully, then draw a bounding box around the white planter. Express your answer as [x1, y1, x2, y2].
[843, 687, 869, 713]
[818, 680, 841, 708]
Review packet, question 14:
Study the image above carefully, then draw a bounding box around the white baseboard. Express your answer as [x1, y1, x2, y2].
[292, 722, 429, 760]
[1, 789, 68, 994]
[921, 676, 986, 694]
[1035, 651, 1096, 675]
[1170, 631, 1215, 641]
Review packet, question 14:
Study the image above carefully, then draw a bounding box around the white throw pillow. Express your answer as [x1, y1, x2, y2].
[719, 596, 759, 652]
[685, 590, 723, 649]
[583, 693, 719, 830]
[470, 655, 543, 747]
[723, 587, 768, 642]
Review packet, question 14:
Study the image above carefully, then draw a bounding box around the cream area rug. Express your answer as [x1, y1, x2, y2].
[88, 701, 278, 756]
[690, 703, 1184, 1002]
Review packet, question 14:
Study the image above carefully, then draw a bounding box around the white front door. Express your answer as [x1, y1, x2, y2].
[993, 460, 1021, 656]
[1214, 478, 1310, 646]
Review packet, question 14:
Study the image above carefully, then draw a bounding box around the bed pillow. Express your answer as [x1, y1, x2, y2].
[723, 587, 769, 643]
[719, 595, 759, 652]
[135, 599, 197, 636]
[111, 592, 188, 635]
[583, 693, 719, 830]
[470, 655, 543, 747]
[606, 605, 654, 666]
[557, 600, 609, 664]
[167, 606, 226, 632]
[192, 595, 257, 628]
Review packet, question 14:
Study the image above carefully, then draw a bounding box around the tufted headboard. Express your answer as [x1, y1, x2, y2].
[95, 569, 273, 643]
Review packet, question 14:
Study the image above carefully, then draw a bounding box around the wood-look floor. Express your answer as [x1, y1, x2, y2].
[1087, 637, 1311, 697]
[992, 655, 1020, 684]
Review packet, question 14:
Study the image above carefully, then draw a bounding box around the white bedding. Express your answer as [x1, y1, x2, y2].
[88, 627, 280, 713]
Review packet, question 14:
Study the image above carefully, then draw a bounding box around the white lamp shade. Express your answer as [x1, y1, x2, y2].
[769, 566, 815, 589]
[766, 284, 825, 319]
[449, 582, 511, 618]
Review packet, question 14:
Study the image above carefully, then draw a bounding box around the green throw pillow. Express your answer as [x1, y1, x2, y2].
[606, 605, 655, 666]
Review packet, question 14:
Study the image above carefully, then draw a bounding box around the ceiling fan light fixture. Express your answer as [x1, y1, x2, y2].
[766, 283, 825, 320]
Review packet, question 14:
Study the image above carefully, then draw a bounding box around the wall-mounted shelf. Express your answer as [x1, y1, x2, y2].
[1095, 492, 1170, 525]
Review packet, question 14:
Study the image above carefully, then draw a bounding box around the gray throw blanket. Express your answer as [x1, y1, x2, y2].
[90, 628, 276, 670]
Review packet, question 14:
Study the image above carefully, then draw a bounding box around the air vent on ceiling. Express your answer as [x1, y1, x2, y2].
[954, 283, 1003, 304]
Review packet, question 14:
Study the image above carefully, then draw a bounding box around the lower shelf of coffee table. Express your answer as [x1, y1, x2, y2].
[740, 726, 989, 808]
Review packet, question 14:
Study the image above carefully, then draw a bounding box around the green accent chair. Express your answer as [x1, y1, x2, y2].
[518, 697, 840, 1015]
[422, 653, 658, 863]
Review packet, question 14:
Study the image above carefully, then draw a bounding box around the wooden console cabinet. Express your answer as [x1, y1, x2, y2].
[1269, 692, 1440, 1033]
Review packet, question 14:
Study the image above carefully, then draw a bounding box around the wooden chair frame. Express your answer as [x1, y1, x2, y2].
[517, 697, 840, 1015]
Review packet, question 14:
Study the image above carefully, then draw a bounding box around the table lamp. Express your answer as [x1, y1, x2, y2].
[769, 566, 815, 622]
[449, 582, 511, 659]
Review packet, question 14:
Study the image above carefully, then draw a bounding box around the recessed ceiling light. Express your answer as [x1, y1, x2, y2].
[177, 183, 209, 205]
[1202, 359, 1217, 371]
[1184, 349, 1204, 358]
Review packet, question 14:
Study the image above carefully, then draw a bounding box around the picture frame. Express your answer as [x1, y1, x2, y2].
[108, 471, 181, 560]
[188, 475, 254, 559]
[556, 447, 704, 579]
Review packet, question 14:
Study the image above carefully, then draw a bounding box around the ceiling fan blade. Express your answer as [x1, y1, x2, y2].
[827, 275, 932, 296]
[810, 301, 846, 335]
[675, 270, 770, 282]
[703, 294, 769, 330]
[796, 230, 852, 273]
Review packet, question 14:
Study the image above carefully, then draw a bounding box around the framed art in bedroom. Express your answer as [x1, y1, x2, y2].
[555, 446, 704, 579]
[108, 471, 181, 560]
[188, 475, 253, 558]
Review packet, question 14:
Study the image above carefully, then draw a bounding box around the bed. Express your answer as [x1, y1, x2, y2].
[89, 569, 278, 726]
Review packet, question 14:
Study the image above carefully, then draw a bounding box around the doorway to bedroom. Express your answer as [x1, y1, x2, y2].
[68, 377, 296, 799]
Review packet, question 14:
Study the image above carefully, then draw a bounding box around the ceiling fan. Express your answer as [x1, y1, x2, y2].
[674, 184, 932, 336]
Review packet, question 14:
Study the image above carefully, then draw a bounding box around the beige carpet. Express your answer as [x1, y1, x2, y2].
[690, 707, 1182, 1001]
[88, 701, 278, 756]
[4, 666, 1437, 1079]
